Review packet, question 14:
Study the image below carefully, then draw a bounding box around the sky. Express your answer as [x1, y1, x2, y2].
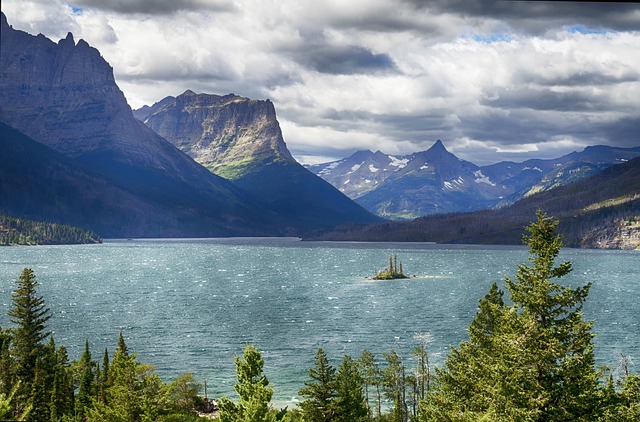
[3, 0, 640, 165]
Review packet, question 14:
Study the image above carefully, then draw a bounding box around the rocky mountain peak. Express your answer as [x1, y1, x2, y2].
[59, 32, 75, 46]
[134, 91, 295, 179]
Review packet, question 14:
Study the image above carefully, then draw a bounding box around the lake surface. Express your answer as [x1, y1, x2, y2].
[0, 239, 638, 405]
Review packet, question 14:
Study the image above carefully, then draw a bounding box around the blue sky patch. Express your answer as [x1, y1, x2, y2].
[565, 25, 611, 35]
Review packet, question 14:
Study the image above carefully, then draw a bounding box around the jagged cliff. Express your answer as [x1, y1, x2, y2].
[134, 91, 294, 179]
[135, 91, 381, 232]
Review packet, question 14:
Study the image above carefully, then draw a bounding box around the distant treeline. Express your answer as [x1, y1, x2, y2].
[0, 215, 101, 246]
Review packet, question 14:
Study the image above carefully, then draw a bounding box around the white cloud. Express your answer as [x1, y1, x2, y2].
[3, 0, 640, 166]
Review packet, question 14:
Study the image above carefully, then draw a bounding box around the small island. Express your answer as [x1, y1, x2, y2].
[372, 254, 409, 280]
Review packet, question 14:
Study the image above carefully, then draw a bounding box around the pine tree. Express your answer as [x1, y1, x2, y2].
[8, 268, 51, 412]
[0, 327, 11, 397]
[357, 349, 382, 418]
[98, 347, 110, 404]
[383, 350, 407, 422]
[299, 348, 337, 422]
[75, 339, 95, 420]
[420, 211, 603, 421]
[219, 344, 278, 422]
[334, 355, 367, 422]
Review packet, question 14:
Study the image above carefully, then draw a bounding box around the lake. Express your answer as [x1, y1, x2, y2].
[0, 238, 638, 405]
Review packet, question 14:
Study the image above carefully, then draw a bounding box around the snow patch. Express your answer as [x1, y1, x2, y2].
[369, 164, 379, 173]
[473, 170, 496, 186]
[389, 156, 409, 169]
[348, 163, 362, 174]
[343, 179, 350, 185]
[522, 166, 542, 172]
[443, 181, 454, 190]
[420, 162, 429, 170]
[319, 161, 341, 176]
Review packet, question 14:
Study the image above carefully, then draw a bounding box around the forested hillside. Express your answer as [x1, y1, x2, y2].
[0, 215, 101, 245]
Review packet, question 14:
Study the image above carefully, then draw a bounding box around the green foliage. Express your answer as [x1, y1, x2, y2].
[8, 269, 51, 403]
[334, 355, 367, 422]
[168, 373, 202, 412]
[299, 348, 337, 422]
[0, 215, 101, 246]
[358, 349, 382, 418]
[420, 211, 604, 421]
[382, 350, 407, 422]
[373, 255, 407, 280]
[75, 339, 95, 420]
[219, 344, 279, 422]
[86, 332, 174, 421]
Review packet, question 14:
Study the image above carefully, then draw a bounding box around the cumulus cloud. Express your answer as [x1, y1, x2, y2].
[3, 0, 640, 165]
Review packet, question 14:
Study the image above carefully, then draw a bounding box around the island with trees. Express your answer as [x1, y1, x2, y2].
[372, 255, 409, 280]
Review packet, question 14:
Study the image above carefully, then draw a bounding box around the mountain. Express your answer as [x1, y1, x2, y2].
[134, 91, 380, 232]
[311, 156, 640, 249]
[482, 144, 640, 205]
[309, 140, 510, 219]
[309, 140, 640, 219]
[0, 13, 287, 237]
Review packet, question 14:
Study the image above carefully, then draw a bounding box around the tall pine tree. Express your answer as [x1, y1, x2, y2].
[421, 211, 603, 421]
[8, 268, 51, 415]
[299, 348, 337, 422]
[8, 269, 51, 383]
[334, 355, 367, 422]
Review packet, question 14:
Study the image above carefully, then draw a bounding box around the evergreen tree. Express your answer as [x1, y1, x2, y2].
[8, 268, 51, 414]
[219, 344, 278, 422]
[98, 347, 110, 404]
[49, 344, 73, 421]
[382, 350, 407, 422]
[75, 339, 95, 420]
[299, 348, 337, 422]
[8, 269, 51, 380]
[0, 326, 11, 397]
[87, 331, 169, 421]
[357, 349, 382, 418]
[420, 211, 603, 421]
[334, 355, 367, 422]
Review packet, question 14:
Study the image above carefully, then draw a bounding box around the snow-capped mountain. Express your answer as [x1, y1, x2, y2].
[308, 141, 640, 220]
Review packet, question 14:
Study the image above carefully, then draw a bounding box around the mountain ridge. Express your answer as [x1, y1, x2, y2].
[308, 141, 640, 219]
[311, 155, 640, 249]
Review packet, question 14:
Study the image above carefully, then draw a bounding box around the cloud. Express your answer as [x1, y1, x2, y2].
[2, 0, 640, 166]
[288, 43, 396, 75]
[416, 0, 640, 33]
[72, 0, 237, 15]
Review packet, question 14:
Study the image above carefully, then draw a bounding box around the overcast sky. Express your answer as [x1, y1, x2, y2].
[3, 0, 640, 165]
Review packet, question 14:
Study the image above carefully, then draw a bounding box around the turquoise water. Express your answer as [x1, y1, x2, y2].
[0, 239, 638, 405]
